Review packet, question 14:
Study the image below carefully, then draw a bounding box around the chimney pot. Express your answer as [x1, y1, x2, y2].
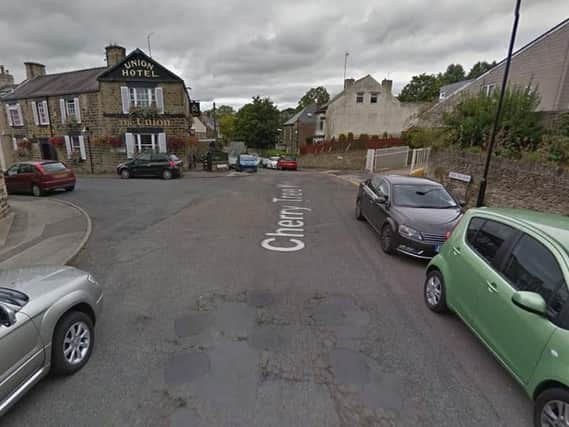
[344, 78, 355, 90]
[24, 62, 46, 80]
[0, 65, 14, 88]
[381, 79, 393, 95]
[105, 44, 126, 67]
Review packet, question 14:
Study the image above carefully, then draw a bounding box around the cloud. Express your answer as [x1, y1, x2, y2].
[0, 0, 567, 110]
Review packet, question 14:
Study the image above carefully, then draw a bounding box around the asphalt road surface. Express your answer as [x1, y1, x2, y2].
[3, 170, 532, 426]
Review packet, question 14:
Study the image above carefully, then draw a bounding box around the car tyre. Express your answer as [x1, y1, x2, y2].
[162, 169, 173, 180]
[51, 311, 94, 376]
[66, 185, 75, 192]
[355, 198, 365, 221]
[31, 184, 43, 197]
[120, 169, 130, 179]
[535, 388, 569, 427]
[424, 270, 448, 313]
[380, 224, 395, 254]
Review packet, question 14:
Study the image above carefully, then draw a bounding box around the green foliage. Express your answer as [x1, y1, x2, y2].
[234, 96, 281, 149]
[440, 64, 465, 85]
[279, 107, 296, 125]
[398, 73, 441, 102]
[467, 61, 497, 79]
[401, 127, 451, 149]
[347, 132, 354, 142]
[219, 114, 236, 145]
[216, 105, 235, 116]
[338, 134, 347, 143]
[297, 87, 330, 111]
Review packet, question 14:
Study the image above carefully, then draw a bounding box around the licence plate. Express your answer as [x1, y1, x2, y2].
[54, 173, 67, 178]
[434, 245, 441, 253]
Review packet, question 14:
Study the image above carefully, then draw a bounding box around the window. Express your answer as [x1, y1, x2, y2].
[440, 91, 447, 100]
[467, 219, 517, 268]
[129, 88, 155, 108]
[392, 184, 457, 209]
[70, 136, 81, 152]
[319, 116, 325, 131]
[371, 177, 389, 196]
[503, 234, 568, 319]
[37, 101, 49, 125]
[18, 164, 35, 174]
[356, 93, 364, 103]
[42, 162, 66, 173]
[483, 84, 496, 96]
[6, 104, 23, 127]
[466, 217, 484, 244]
[370, 93, 378, 104]
[6, 165, 18, 176]
[66, 99, 77, 118]
[136, 134, 157, 153]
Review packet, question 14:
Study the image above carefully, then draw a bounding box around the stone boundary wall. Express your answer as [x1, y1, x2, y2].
[299, 151, 366, 170]
[0, 173, 10, 220]
[429, 148, 569, 215]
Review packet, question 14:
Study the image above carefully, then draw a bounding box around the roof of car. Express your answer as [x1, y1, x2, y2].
[382, 175, 441, 186]
[476, 208, 569, 254]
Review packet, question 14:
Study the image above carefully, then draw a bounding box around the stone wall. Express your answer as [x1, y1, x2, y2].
[429, 148, 569, 215]
[299, 150, 366, 170]
[0, 173, 9, 221]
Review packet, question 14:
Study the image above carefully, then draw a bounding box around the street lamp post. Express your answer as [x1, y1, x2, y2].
[476, 0, 522, 207]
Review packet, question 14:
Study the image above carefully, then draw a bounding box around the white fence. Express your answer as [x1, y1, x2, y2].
[365, 146, 410, 173]
[409, 147, 432, 174]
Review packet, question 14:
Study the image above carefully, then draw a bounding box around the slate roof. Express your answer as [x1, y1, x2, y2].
[439, 80, 473, 98]
[284, 104, 319, 126]
[2, 66, 107, 100]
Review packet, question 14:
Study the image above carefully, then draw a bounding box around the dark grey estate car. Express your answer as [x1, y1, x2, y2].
[0, 266, 103, 416]
[355, 175, 463, 259]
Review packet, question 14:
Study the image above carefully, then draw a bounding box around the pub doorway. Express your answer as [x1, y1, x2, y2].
[39, 138, 58, 160]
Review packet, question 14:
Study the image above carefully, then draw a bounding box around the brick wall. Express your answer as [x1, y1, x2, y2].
[429, 148, 569, 215]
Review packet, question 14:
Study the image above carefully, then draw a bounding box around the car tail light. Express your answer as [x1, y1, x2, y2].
[168, 160, 177, 168]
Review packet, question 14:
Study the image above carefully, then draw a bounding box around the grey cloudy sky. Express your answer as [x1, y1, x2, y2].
[1, 0, 568, 110]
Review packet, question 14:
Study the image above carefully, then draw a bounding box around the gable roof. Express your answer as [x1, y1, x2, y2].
[284, 104, 319, 126]
[439, 80, 473, 97]
[2, 67, 106, 100]
[97, 48, 184, 82]
[328, 74, 382, 106]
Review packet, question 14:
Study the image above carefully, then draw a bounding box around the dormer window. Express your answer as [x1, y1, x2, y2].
[356, 93, 364, 103]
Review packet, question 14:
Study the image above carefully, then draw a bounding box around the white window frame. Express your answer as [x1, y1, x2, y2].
[129, 88, 155, 108]
[37, 101, 49, 125]
[483, 84, 497, 96]
[7, 104, 23, 127]
[66, 99, 77, 118]
[135, 134, 158, 153]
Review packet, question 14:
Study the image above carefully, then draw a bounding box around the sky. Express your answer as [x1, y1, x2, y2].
[1, 0, 568, 110]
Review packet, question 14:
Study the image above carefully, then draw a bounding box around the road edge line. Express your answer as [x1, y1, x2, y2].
[50, 198, 93, 265]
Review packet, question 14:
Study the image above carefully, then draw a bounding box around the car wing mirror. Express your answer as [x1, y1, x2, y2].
[512, 291, 546, 316]
[376, 195, 388, 205]
[0, 304, 16, 327]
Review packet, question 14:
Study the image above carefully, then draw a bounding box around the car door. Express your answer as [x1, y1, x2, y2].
[17, 164, 36, 193]
[150, 154, 167, 176]
[475, 233, 564, 384]
[132, 154, 151, 177]
[0, 306, 45, 405]
[450, 217, 519, 329]
[367, 177, 390, 231]
[4, 165, 20, 193]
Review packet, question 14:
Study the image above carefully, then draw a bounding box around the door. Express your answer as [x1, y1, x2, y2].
[150, 154, 168, 176]
[0, 309, 45, 404]
[17, 164, 37, 194]
[39, 139, 57, 161]
[451, 218, 518, 329]
[366, 177, 390, 231]
[476, 234, 565, 383]
[4, 165, 20, 193]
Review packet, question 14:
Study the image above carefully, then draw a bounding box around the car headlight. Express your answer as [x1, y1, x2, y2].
[398, 224, 423, 241]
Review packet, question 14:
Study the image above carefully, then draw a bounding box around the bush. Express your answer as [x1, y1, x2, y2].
[539, 134, 569, 163]
[347, 132, 354, 142]
[338, 134, 347, 143]
[359, 134, 369, 144]
[401, 127, 451, 149]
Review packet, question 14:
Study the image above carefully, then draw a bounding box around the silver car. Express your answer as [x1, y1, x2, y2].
[0, 266, 103, 416]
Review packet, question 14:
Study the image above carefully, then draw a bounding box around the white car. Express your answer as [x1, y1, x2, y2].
[266, 156, 280, 169]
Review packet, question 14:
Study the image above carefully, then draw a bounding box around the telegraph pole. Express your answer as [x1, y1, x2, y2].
[476, 0, 522, 207]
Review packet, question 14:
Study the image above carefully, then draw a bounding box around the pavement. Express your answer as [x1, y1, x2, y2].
[2, 170, 532, 426]
[319, 167, 413, 187]
[0, 195, 91, 269]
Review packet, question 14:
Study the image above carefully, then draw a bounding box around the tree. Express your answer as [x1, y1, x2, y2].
[219, 114, 236, 144]
[235, 96, 281, 149]
[280, 107, 297, 125]
[398, 73, 442, 102]
[297, 86, 330, 111]
[443, 85, 542, 152]
[440, 64, 466, 85]
[467, 61, 497, 79]
[216, 105, 235, 116]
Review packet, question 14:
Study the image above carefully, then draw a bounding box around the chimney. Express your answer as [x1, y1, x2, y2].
[24, 62, 46, 80]
[105, 44, 126, 67]
[0, 66, 14, 88]
[344, 78, 355, 90]
[381, 79, 393, 95]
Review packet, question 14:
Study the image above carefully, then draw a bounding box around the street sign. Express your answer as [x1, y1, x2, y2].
[449, 172, 472, 183]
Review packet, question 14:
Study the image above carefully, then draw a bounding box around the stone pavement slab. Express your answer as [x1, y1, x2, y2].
[0, 196, 91, 269]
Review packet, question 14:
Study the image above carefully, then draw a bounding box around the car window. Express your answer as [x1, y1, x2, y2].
[370, 177, 389, 195]
[392, 184, 457, 208]
[42, 162, 67, 172]
[151, 154, 168, 162]
[467, 219, 517, 269]
[137, 154, 152, 162]
[503, 234, 568, 319]
[6, 165, 18, 176]
[466, 217, 485, 243]
[18, 164, 34, 174]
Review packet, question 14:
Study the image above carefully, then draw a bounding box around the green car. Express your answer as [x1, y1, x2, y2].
[425, 208, 569, 427]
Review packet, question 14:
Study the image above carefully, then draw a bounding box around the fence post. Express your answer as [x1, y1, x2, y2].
[410, 149, 417, 173]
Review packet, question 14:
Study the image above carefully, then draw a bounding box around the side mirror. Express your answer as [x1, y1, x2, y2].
[512, 291, 546, 316]
[459, 200, 467, 207]
[376, 195, 388, 205]
[0, 305, 16, 327]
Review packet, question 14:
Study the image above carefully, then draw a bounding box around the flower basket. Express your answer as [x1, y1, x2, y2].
[166, 136, 187, 151]
[48, 136, 65, 146]
[108, 136, 123, 147]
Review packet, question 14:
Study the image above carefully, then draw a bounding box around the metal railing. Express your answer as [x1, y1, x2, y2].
[409, 147, 431, 175]
[365, 146, 410, 173]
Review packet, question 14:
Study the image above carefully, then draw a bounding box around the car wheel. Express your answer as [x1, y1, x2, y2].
[535, 388, 569, 427]
[51, 311, 94, 376]
[424, 270, 448, 313]
[162, 169, 173, 180]
[32, 184, 43, 197]
[120, 169, 130, 179]
[66, 185, 75, 192]
[355, 198, 365, 221]
[380, 224, 395, 254]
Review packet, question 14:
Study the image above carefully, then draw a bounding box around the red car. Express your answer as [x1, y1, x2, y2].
[4, 161, 76, 197]
[277, 156, 298, 171]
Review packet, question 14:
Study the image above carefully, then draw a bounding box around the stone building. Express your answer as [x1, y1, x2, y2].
[323, 75, 427, 140]
[282, 104, 319, 153]
[0, 45, 194, 173]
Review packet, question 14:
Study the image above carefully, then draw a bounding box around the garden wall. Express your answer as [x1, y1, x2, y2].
[429, 148, 569, 215]
[299, 150, 366, 170]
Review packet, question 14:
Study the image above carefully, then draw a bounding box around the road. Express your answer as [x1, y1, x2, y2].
[3, 170, 531, 426]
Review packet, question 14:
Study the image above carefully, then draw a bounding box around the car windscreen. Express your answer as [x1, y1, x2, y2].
[0, 287, 29, 308]
[240, 155, 256, 161]
[42, 162, 67, 172]
[393, 184, 458, 209]
[270, 157, 280, 161]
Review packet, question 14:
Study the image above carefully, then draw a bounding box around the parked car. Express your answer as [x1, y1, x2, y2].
[4, 161, 76, 197]
[237, 154, 258, 173]
[277, 156, 298, 171]
[228, 152, 239, 169]
[0, 266, 103, 416]
[425, 208, 569, 426]
[116, 153, 183, 180]
[266, 156, 280, 169]
[355, 175, 462, 259]
[260, 157, 270, 168]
